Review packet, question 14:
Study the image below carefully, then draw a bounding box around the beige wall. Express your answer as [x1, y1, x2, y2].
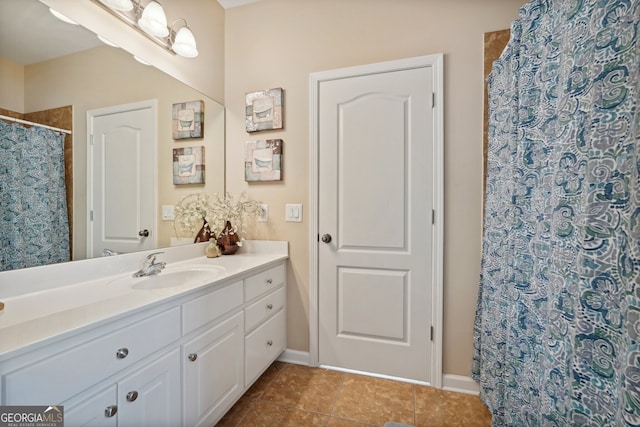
[24, 45, 225, 259]
[0, 57, 24, 113]
[224, 0, 520, 377]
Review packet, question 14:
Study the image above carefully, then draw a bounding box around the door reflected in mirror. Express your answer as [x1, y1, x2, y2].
[0, 0, 225, 272]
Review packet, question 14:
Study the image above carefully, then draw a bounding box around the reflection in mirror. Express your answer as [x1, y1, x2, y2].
[0, 0, 225, 272]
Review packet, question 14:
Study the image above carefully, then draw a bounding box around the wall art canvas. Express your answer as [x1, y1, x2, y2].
[245, 88, 283, 132]
[172, 100, 204, 139]
[173, 146, 205, 184]
[244, 139, 283, 182]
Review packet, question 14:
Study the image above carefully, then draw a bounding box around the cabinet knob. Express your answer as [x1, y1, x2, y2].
[126, 391, 138, 402]
[267, 340, 273, 346]
[105, 405, 118, 418]
[267, 304, 273, 310]
[266, 278, 273, 284]
[188, 353, 198, 362]
[116, 348, 129, 359]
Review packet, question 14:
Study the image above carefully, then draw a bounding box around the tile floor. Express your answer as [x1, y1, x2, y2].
[217, 362, 492, 427]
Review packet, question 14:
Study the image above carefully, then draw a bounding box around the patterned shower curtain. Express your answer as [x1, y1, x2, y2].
[0, 121, 70, 271]
[473, 0, 639, 425]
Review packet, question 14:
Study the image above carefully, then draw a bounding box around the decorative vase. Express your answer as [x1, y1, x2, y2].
[205, 238, 221, 258]
[216, 220, 240, 255]
[194, 219, 213, 243]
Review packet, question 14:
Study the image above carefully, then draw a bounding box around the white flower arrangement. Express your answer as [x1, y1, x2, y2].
[174, 192, 262, 241]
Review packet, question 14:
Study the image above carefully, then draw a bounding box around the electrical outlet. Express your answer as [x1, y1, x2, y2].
[258, 204, 268, 222]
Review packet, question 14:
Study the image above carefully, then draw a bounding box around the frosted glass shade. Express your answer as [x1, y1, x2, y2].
[138, 1, 169, 38]
[172, 26, 198, 58]
[101, 0, 134, 12]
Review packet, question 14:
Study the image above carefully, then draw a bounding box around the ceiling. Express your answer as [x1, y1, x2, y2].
[0, 0, 259, 66]
[0, 0, 102, 65]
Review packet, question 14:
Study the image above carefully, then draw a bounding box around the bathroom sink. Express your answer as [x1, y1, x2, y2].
[110, 266, 226, 290]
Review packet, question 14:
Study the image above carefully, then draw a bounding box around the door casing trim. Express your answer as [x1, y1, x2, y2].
[308, 54, 444, 388]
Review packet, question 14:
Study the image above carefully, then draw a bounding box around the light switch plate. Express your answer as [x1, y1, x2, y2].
[285, 204, 303, 222]
[162, 205, 175, 221]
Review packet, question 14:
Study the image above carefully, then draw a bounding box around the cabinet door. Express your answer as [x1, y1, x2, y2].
[117, 348, 181, 427]
[64, 385, 118, 427]
[183, 312, 244, 427]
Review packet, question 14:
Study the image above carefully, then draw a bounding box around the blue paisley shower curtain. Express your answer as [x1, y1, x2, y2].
[473, 0, 639, 425]
[0, 121, 70, 271]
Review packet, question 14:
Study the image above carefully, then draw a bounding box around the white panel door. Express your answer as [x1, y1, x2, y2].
[88, 101, 156, 257]
[318, 65, 434, 382]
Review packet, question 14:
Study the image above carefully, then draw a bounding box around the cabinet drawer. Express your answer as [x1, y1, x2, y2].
[244, 309, 286, 387]
[182, 281, 243, 335]
[244, 264, 285, 302]
[4, 307, 180, 405]
[244, 286, 286, 333]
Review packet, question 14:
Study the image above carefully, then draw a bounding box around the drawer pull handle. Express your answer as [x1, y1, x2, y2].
[266, 278, 273, 284]
[105, 405, 118, 417]
[116, 348, 129, 359]
[267, 304, 274, 310]
[188, 353, 198, 362]
[267, 340, 273, 346]
[126, 391, 138, 402]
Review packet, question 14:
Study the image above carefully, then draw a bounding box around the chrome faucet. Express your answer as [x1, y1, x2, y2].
[133, 252, 166, 277]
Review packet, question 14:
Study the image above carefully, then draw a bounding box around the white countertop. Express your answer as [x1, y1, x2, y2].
[0, 241, 288, 362]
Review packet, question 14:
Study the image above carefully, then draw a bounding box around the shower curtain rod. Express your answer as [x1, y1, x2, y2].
[0, 114, 72, 135]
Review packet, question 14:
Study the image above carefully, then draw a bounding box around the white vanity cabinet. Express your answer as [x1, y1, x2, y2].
[64, 348, 181, 427]
[243, 263, 287, 386]
[0, 257, 287, 427]
[182, 281, 245, 427]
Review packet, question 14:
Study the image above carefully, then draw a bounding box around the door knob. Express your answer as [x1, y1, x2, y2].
[321, 234, 332, 243]
[138, 229, 150, 237]
[126, 391, 138, 402]
[188, 353, 198, 362]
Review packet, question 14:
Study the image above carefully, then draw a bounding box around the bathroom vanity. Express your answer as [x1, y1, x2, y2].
[0, 241, 288, 427]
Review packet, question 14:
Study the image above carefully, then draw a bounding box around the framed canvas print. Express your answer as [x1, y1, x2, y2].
[245, 88, 283, 132]
[173, 146, 205, 184]
[172, 100, 204, 139]
[244, 139, 283, 182]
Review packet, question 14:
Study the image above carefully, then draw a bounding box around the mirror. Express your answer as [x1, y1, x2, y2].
[0, 0, 225, 268]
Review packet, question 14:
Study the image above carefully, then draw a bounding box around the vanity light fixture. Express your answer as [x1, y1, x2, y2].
[101, 0, 134, 12]
[137, 1, 169, 38]
[170, 19, 198, 58]
[49, 8, 78, 25]
[97, 34, 120, 48]
[93, 0, 198, 58]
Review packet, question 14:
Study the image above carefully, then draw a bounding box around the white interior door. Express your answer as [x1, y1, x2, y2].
[315, 56, 442, 384]
[87, 100, 156, 258]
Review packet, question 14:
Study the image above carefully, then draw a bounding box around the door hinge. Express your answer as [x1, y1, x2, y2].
[430, 325, 434, 341]
[90, 134, 94, 145]
[432, 209, 435, 225]
[432, 92, 436, 108]
[90, 210, 94, 221]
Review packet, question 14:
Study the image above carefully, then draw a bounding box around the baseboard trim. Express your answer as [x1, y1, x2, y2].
[277, 350, 479, 396]
[442, 374, 480, 395]
[277, 349, 310, 366]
